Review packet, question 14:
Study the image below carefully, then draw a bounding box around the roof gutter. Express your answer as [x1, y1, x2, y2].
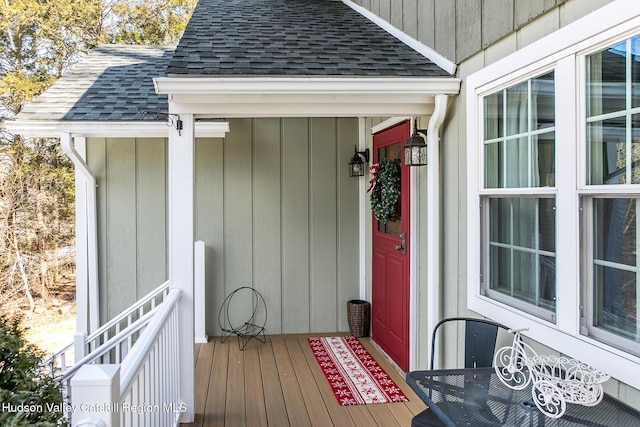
[60, 134, 99, 357]
[426, 94, 449, 369]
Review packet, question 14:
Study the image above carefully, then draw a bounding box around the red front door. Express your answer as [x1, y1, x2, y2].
[371, 121, 410, 372]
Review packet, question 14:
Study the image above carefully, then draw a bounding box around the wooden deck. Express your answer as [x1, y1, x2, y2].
[183, 334, 427, 426]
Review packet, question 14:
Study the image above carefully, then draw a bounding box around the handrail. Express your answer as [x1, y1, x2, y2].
[41, 280, 170, 373]
[120, 288, 182, 395]
[86, 280, 170, 344]
[59, 306, 160, 382]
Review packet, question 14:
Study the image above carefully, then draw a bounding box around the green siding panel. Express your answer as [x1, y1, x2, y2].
[310, 118, 338, 332]
[136, 138, 167, 298]
[357, 0, 568, 63]
[88, 137, 168, 323]
[281, 118, 311, 333]
[195, 137, 224, 337]
[106, 139, 138, 321]
[252, 118, 283, 334]
[336, 118, 361, 332]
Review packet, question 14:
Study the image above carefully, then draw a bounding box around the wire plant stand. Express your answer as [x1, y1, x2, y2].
[494, 328, 610, 419]
[218, 287, 267, 350]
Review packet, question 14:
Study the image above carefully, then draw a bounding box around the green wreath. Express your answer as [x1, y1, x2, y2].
[369, 158, 400, 223]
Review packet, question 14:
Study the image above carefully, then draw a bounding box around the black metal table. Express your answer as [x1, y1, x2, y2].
[406, 367, 640, 426]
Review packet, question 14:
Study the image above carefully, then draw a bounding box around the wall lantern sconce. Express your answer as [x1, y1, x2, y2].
[349, 146, 370, 177]
[404, 124, 428, 166]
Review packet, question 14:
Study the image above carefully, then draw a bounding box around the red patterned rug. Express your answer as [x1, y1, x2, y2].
[308, 336, 408, 405]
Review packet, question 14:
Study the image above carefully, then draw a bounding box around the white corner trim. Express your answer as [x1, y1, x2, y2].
[358, 117, 368, 301]
[341, 0, 457, 75]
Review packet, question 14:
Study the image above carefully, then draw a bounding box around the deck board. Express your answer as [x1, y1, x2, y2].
[258, 339, 290, 426]
[203, 340, 229, 427]
[226, 342, 246, 427]
[183, 334, 427, 427]
[244, 340, 268, 427]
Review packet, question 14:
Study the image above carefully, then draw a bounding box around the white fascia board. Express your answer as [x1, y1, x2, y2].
[155, 76, 460, 97]
[168, 101, 437, 118]
[341, 0, 457, 75]
[155, 76, 460, 117]
[6, 120, 229, 139]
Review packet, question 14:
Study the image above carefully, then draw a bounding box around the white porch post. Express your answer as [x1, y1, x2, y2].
[168, 111, 195, 422]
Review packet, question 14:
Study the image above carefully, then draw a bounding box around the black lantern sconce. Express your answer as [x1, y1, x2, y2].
[349, 146, 370, 177]
[404, 123, 428, 166]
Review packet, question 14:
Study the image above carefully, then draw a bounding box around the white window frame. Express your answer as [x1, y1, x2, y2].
[467, 0, 640, 390]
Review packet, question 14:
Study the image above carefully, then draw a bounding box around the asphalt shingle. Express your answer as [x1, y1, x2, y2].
[17, 45, 173, 122]
[167, 0, 450, 77]
[15, 0, 452, 123]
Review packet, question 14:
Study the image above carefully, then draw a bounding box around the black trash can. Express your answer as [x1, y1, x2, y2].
[347, 300, 370, 337]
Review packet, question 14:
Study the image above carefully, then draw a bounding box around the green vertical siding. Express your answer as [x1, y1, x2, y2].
[89, 117, 359, 335]
[87, 137, 167, 323]
[351, 0, 569, 63]
[203, 118, 360, 336]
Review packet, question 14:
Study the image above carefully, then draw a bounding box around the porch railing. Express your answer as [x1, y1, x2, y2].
[70, 288, 183, 427]
[58, 304, 162, 418]
[41, 281, 170, 377]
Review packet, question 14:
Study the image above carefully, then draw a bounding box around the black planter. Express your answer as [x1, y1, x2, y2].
[347, 300, 370, 337]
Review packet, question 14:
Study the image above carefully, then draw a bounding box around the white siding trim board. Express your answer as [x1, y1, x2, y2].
[7, 121, 229, 139]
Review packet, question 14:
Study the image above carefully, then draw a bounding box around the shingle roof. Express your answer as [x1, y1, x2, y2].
[167, 0, 450, 77]
[17, 45, 173, 122]
[14, 1, 453, 124]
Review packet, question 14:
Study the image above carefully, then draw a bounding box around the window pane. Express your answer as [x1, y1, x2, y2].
[633, 36, 640, 108]
[587, 47, 626, 116]
[487, 197, 556, 314]
[587, 36, 640, 186]
[594, 198, 636, 267]
[505, 82, 528, 137]
[484, 131, 555, 188]
[532, 73, 555, 131]
[593, 198, 638, 342]
[634, 114, 640, 184]
[484, 92, 503, 140]
[594, 265, 637, 340]
[484, 141, 503, 188]
[504, 137, 529, 188]
[483, 72, 555, 189]
[537, 132, 556, 187]
[538, 198, 556, 253]
[587, 116, 626, 184]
